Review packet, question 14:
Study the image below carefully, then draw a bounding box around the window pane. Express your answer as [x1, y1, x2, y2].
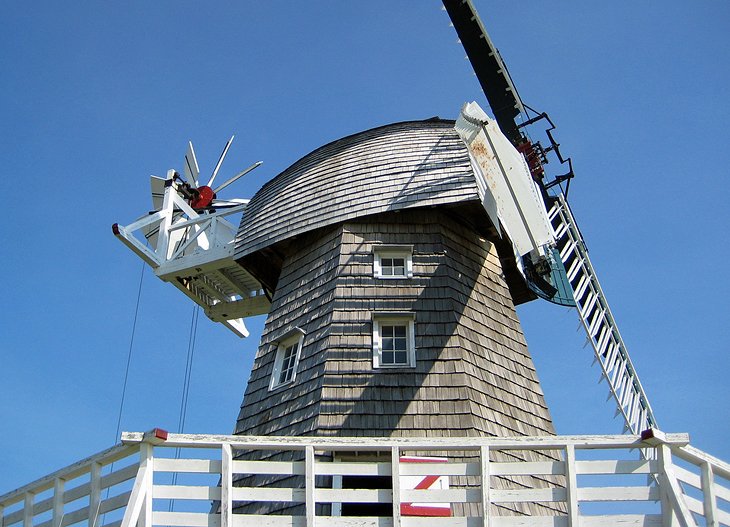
[278, 344, 296, 384]
[392, 258, 405, 276]
[378, 255, 408, 277]
[378, 322, 409, 366]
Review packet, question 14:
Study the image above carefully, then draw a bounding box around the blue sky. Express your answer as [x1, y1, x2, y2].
[1, 2, 728, 492]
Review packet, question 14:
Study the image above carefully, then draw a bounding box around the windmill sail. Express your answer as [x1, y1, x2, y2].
[444, 0, 657, 434]
[442, 0, 525, 145]
[548, 194, 657, 433]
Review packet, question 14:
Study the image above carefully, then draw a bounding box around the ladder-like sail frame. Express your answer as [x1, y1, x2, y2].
[549, 194, 657, 434]
[444, 0, 658, 434]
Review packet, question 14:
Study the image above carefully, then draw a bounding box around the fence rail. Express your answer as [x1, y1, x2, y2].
[2, 430, 728, 527]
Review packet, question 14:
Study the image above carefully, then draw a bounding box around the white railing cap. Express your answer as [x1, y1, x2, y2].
[120, 431, 691, 451]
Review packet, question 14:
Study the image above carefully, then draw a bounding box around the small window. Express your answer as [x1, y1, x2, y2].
[373, 245, 413, 279]
[372, 313, 416, 368]
[269, 329, 305, 390]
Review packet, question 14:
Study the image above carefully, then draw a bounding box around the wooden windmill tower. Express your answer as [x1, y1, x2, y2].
[112, 11, 660, 521]
[232, 114, 557, 441]
[115, 0, 654, 445]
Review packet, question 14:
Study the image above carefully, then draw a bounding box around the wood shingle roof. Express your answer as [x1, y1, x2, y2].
[234, 119, 478, 260]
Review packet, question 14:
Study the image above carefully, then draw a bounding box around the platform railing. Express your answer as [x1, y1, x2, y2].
[2, 430, 729, 527]
[0, 442, 140, 527]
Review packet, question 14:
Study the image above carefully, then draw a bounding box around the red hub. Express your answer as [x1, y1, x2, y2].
[190, 185, 215, 208]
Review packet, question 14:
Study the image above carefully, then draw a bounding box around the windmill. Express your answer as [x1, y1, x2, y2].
[113, 0, 654, 443]
[109, 3, 668, 519]
[4, 3, 729, 527]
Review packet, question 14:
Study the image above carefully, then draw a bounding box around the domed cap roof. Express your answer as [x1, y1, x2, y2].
[234, 118, 480, 259]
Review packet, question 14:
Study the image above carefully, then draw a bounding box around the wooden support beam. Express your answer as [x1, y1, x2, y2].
[391, 446, 401, 527]
[305, 446, 315, 527]
[120, 444, 152, 527]
[480, 445, 491, 527]
[564, 445, 579, 527]
[89, 463, 101, 527]
[141, 443, 152, 527]
[207, 295, 271, 321]
[700, 461, 718, 527]
[221, 444, 233, 527]
[51, 479, 63, 527]
[23, 494, 32, 527]
[658, 444, 691, 527]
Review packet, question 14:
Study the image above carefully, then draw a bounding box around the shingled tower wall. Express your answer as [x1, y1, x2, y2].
[231, 119, 561, 516]
[235, 209, 554, 439]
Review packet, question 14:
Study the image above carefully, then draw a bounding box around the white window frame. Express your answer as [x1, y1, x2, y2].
[372, 313, 416, 369]
[269, 327, 305, 391]
[373, 245, 413, 279]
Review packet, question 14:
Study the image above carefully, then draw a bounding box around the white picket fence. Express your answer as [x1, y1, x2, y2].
[2, 430, 729, 527]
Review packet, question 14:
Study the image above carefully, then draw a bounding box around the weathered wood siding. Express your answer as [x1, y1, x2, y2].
[232, 119, 560, 517]
[235, 225, 342, 437]
[234, 119, 478, 260]
[312, 209, 554, 439]
[234, 210, 562, 517]
[236, 209, 553, 439]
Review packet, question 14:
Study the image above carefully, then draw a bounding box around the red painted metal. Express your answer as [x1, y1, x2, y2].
[191, 186, 215, 208]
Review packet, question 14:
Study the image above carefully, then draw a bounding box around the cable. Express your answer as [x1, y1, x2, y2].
[178, 305, 200, 434]
[114, 260, 146, 442]
[102, 260, 146, 524]
[169, 304, 200, 512]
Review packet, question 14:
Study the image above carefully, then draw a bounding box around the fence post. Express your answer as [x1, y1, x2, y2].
[564, 444, 579, 527]
[23, 494, 32, 527]
[700, 461, 718, 527]
[52, 478, 64, 527]
[391, 446, 401, 527]
[305, 446, 315, 527]
[480, 445, 490, 527]
[121, 442, 153, 527]
[657, 444, 690, 527]
[221, 444, 233, 527]
[139, 443, 153, 527]
[89, 462, 102, 527]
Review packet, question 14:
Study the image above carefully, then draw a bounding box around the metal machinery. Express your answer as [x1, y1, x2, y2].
[113, 140, 269, 337]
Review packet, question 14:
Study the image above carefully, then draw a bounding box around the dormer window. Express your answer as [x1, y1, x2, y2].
[373, 245, 413, 279]
[269, 328, 305, 390]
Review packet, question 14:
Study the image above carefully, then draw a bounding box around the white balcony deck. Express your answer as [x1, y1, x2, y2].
[2, 430, 728, 527]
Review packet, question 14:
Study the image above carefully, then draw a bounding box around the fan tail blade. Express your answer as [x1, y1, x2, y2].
[213, 161, 262, 195]
[184, 141, 200, 186]
[207, 135, 235, 187]
[150, 175, 166, 211]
